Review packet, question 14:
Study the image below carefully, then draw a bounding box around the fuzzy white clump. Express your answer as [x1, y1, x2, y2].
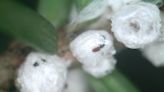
[63, 69, 89, 92]
[142, 42, 164, 67]
[70, 30, 116, 77]
[16, 52, 68, 92]
[111, 2, 161, 49]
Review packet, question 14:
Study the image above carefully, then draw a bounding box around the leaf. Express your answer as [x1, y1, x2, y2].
[0, 0, 58, 54]
[38, 0, 72, 28]
[0, 33, 11, 53]
[101, 70, 139, 92]
[89, 78, 109, 92]
[87, 70, 140, 92]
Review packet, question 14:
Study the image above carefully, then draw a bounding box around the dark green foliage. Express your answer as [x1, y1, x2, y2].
[0, 0, 58, 54]
[88, 70, 139, 92]
[38, 0, 72, 27]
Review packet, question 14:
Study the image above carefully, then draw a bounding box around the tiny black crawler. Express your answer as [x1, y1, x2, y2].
[33, 62, 39, 67]
[41, 58, 46, 62]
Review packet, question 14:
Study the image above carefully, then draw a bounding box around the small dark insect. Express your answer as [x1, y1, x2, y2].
[99, 44, 105, 48]
[92, 44, 105, 52]
[101, 35, 106, 40]
[41, 58, 46, 62]
[64, 83, 68, 89]
[92, 35, 106, 52]
[33, 62, 39, 67]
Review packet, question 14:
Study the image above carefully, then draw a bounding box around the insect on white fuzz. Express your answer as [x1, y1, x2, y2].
[111, 2, 161, 49]
[142, 42, 164, 67]
[70, 30, 116, 78]
[16, 52, 68, 92]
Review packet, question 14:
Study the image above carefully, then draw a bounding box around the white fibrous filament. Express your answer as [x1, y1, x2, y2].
[158, 11, 164, 41]
[63, 69, 89, 92]
[16, 52, 68, 92]
[111, 2, 161, 49]
[142, 42, 164, 67]
[67, 0, 108, 32]
[76, 0, 107, 23]
[107, 0, 141, 12]
[69, 30, 116, 78]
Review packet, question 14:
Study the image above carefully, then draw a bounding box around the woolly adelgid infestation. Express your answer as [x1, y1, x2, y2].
[111, 2, 161, 49]
[14, 0, 164, 92]
[69, 30, 116, 77]
[16, 52, 68, 92]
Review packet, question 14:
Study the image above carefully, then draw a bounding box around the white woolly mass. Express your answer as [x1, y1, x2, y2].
[63, 69, 89, 92]
[142, 42, 164, 67]
[16, 52, 68, 92]
[83, 57, 116, 77]
[111, 2, 161, 49]
[70, 30, 116, 77]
